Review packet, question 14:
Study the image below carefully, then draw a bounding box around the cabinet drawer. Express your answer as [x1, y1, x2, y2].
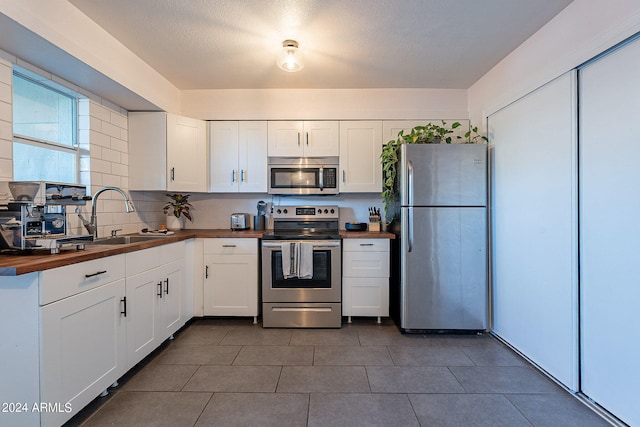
[343, 251, 390, 278]
[203, 238, 257, 255]
[40, 255, 125, 305]
[126, 246, 161, 277]
[161, 241, 185, 263]
[343, 239, 389, 252]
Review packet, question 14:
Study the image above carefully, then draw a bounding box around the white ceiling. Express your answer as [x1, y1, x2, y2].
[67, 0, 573, 91]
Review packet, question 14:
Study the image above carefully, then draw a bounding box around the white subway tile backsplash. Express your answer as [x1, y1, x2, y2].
[101, 121, 121, 138]
[101, 173, 122, 187]
[0, 121, 11, 140]
[91, 158, 111, 174]
[110, 112, 127, 129]
[0, 157, 12, 180]
[0, 101, 11, 122]
[0, 82, 10, 104]
[90, 102, 111, 121]
[121, 152, 129, 165]
[90, 172, 103, 187]
[78, 99, 90, 116]
[0, 139, 11, 157]
[110, 137, 127, 153]
[101, 147, 121, 163]
[111, 163, 128, 177]
[90, 130, 111, 148]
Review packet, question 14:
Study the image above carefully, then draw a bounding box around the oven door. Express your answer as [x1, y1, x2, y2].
[261, 240, 341, 303]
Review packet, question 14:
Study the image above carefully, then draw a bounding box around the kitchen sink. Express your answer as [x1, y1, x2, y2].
[89, 235, 166, 245]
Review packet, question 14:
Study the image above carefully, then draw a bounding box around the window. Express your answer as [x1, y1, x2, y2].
[12, 72, 78, 183]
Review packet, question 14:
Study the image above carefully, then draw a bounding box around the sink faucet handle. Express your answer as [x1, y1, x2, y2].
[111, 229, 123, 238]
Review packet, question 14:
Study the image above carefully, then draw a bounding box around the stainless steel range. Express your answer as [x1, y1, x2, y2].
[261, 205, 342, 328]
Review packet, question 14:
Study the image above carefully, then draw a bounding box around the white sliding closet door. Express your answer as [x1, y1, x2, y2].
[580, 37, 640, 427]
[488, 72, 578, 390]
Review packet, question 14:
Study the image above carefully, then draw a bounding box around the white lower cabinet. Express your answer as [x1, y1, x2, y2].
[39, 256, 126, 427]
[203, 238, 259, 322]
[125, 243, 185, 367]
[342, 239, 390, 323]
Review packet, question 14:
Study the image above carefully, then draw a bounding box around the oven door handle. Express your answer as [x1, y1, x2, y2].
[262, 241, 341, 248]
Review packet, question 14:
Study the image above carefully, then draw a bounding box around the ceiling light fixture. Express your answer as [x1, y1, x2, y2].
[277, 39, 304, 72]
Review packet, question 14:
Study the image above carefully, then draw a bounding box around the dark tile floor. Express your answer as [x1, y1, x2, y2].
[67, 318, 611, 427]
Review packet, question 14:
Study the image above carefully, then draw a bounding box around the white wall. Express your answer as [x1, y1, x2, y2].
[468, 0, 640, 126]
[181, 88, 469, 121]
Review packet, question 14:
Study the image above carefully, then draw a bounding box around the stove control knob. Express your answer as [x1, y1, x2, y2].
[317, 207, 322, 214]
[276, 209, 282, 214]
[283, 209, 288, 214]
[330, 208, 335, 214]
[322, 209, 327, 214]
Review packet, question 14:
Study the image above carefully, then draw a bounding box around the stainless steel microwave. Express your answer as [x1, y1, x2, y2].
[267, 157, 339, 195]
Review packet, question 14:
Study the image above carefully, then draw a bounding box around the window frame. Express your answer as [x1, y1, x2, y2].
[12, 70, 80, 183]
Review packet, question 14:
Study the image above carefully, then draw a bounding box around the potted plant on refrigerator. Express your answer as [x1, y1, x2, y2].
[163, 193, 193, 230]
[380, 121, 487, 223]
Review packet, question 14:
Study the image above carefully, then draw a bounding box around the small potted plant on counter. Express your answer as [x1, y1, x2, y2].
[163, 193, 193, 230]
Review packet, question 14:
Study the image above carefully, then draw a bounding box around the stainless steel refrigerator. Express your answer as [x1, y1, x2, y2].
[393, 143, 487, 332]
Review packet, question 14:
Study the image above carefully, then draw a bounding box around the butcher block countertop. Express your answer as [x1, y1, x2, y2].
[340, 230, 395, 239]
[0, 228, 394, 276]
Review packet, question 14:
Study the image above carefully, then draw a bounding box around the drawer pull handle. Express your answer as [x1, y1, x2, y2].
[85, 270, 107, 278]
[121, 296, 127, 317]
[360, 243, 374, 246]
[222, 244, 237, 248]
[157, 282, 163, 298]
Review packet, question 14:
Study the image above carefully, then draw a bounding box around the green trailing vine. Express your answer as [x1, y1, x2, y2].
[380, 121, 487, 223]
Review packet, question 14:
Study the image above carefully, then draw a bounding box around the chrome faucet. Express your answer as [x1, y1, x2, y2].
[80, 187, 135, 238]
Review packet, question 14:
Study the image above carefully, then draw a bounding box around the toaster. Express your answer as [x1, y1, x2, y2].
[230, 213, 250, 230]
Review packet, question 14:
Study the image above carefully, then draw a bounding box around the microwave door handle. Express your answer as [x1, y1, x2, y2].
[319, 166, 324, 190]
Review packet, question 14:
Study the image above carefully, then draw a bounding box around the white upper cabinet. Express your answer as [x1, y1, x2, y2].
[166, 114, 208, 192]
[268, 121, 339, 157]
[209, 121, 267, 193]
[339, 121, 383, 193]
[129, 112, 207, 192]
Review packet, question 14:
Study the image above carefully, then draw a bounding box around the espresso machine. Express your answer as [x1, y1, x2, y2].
[0, 181, 93, 254]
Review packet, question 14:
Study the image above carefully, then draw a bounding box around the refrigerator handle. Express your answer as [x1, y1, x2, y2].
[408, 207, 413, 252]
[407, 160, 414, 207]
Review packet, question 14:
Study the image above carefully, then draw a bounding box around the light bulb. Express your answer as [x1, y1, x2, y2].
[278, 40, 304, 72]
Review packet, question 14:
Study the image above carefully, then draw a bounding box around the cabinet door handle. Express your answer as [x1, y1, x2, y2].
[306, 132, 309, 146]
[171, 167, 175, 181]
[232, 170, 236, 183]
[120, 296, 127, 317]
[157, 282, 163, 298]
[240, 169, 245, 182]
[222, 244, 236, 248]
[164, 278, 169, 295]
[342, 170, 346, 183]
[297, 132, 300, 147]
[205, 265, 209, 279]
[85, 270, 107, 278]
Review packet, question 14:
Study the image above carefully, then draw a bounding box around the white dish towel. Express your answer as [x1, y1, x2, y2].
[298, 242, 314, 279]
[281, 242, 314, 279]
